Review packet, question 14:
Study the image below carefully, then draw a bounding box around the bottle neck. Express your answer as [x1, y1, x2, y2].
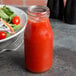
[27, 5, 50, 22]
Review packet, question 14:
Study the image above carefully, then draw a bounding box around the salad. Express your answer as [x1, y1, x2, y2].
[0, 6, 22, 40]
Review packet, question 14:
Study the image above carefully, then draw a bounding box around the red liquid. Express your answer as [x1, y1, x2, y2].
[24, 18, 53, 73]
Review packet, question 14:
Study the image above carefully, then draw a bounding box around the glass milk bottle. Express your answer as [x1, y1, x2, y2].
[24, 5, 53, 73]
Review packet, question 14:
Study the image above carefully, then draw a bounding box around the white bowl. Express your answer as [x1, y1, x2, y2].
[0, 5, 27, 49]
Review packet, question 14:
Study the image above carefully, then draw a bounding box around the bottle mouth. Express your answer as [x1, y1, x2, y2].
[27, 5, 50, 17]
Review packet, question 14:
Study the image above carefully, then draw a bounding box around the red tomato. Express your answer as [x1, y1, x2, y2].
[0, 31, 7, 40]
[12, 16, 20, 25]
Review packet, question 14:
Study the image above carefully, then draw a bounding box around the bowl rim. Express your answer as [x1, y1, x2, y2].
[0, 5, 27, 43]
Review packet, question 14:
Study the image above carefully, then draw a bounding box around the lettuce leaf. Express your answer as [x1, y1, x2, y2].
[1, 6, 16, 23]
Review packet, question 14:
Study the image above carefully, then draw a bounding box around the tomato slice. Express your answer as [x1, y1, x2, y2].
[0, 31, 7, 40]
[12, 16, 20, 25]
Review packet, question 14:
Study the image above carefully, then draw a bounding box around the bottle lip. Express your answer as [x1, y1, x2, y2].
[27, 5, 50, 17]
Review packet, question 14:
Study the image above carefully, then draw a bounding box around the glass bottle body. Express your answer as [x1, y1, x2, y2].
[64, 0, 76, 24]
[24, 5, 53, 73]
[47, 0, 64, 20]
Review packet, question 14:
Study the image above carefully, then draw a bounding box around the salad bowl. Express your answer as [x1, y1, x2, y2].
[0, 5, 27, 51]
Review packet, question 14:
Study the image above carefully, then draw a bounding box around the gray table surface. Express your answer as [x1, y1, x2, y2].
[0, 7, 76, 76]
